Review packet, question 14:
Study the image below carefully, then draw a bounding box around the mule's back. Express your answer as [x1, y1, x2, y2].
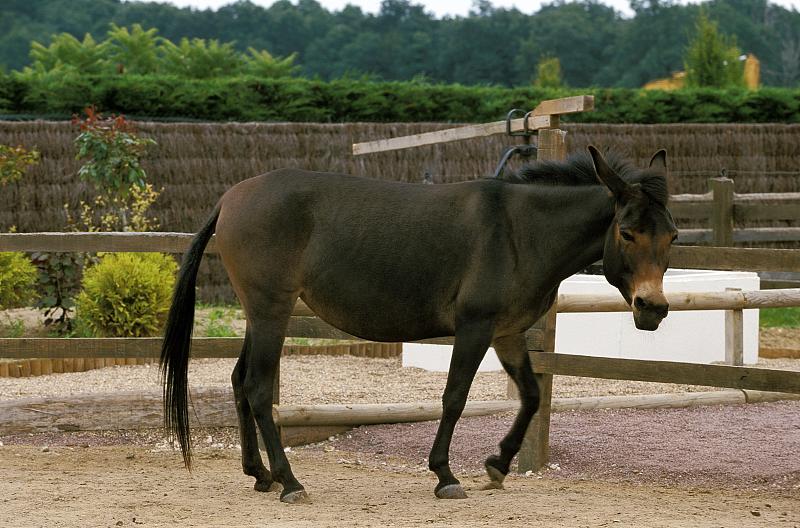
[213, 169, 513, 341]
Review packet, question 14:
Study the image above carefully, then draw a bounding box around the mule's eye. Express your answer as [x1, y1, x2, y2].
[620, 230, 635, 242]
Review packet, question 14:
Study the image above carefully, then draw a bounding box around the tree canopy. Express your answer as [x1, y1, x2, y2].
[1, 0, 799, 87]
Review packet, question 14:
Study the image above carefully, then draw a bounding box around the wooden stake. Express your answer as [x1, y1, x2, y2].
[710, 177, 734, 247]
[517, 127, 567, 473]
[725, 287, 744, 366]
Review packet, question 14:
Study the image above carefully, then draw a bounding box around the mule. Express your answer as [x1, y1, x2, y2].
[160, 146, 678, 503]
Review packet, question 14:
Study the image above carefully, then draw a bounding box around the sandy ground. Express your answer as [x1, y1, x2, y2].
[2, 309, 799, 527]
[1, 444, 797, 528]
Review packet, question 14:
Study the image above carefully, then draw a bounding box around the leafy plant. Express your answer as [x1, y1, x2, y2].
[65, 182, 161, 233]
[534, 56, 564, 89]
[75, 252, 177, 337]
[0, 144, 40, 186]
[159, 37, 243, 79]
[0, 252, 38, 309]
[243, 48, 299, 78]
[684, 10, 744, 89]
[73, 106, 156, 200]
[30, 251, 82, 332]
[24, 33, 109, 78]
[106, 23, 161, 75]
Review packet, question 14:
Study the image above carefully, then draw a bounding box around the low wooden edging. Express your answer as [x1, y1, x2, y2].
[759, 347, 800, 359]
[1, 388, 797, 438]
[0, 342, 401, 378]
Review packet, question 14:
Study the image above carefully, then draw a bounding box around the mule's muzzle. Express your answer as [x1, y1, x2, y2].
[632, 296, 669, 331]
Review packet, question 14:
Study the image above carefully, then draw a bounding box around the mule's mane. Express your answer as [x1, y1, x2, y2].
[501, 150, 669, 206]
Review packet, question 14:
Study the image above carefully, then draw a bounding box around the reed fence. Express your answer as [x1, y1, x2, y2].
[2, 121, 798, 301]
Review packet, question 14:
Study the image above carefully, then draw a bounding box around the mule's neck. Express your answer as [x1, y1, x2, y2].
[515, 184, 615, 289]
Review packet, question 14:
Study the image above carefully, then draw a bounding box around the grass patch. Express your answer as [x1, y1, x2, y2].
[205, 308, 238, 337]
[0, 319, 25, 338]
[760, 307, 800, 328]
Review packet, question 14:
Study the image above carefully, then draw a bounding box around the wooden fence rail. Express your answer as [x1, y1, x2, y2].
[672, 181, 800, 245]
[3, 232, 800, 271]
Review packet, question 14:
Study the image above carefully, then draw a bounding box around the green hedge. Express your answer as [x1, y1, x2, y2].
[1, 74, 798, 123]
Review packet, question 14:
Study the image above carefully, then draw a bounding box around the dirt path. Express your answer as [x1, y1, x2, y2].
[1, 444, 796, 528]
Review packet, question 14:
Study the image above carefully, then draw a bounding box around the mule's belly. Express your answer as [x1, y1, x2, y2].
[300, 292, 456, 343]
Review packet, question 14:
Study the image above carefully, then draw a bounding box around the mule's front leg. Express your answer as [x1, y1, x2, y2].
[428, 320, 494, 499]
[483, 333, 540, 489]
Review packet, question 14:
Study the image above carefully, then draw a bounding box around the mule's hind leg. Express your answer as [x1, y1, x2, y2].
[244, 310, 308, 504]
[483, 333, 540, 489]
[232, 329, 278, 492]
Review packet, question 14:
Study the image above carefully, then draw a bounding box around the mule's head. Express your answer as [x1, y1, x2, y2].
[589, 146, 678, 331]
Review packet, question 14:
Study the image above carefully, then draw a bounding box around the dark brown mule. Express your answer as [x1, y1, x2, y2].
[161, 146, 677, 503]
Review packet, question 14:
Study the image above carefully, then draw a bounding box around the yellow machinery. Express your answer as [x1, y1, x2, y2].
[643, 54, 759, 90]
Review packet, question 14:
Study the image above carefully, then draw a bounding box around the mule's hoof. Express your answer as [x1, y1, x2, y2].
[254, 480, 281, 493]
[281, 490, 311, 504]
[484, 465, 506, 487]
[435, 484, 468, 500]
[480, 479, 504, 491]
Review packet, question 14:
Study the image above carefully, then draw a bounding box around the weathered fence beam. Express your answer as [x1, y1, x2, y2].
[3, 389, 797, 436]
[351, 95, 593, 155]
[352, 115, 552, 155]
[0, 337, 243, 359]
[556, 287, 800, 313]
[678, 228, 800, 244]
[273, 400, 518, 427]
[0, 232, 211, 253]
[670, 246, 800, 272]
[530, 352, 800, 394]
[735, 202, 800, 222]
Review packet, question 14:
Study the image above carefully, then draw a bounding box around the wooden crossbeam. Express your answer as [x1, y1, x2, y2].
[531, 95, 594, 117]
[351, 95, 593, 155]
[530, 352, 800, 394]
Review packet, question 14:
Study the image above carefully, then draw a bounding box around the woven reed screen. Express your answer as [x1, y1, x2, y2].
[2, 121, 798, 301]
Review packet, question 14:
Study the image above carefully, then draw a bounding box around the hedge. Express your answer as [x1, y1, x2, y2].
[0, 73, 798, 123]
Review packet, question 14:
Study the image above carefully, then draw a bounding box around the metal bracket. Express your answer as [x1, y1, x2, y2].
[505, 108, 536, 140]
[491, 144, 538, 179]
[491, 108, 539, 178]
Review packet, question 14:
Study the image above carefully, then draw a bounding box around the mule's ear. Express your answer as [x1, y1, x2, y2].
[588, 145, 629, 198]
[649, 149, 667, 171]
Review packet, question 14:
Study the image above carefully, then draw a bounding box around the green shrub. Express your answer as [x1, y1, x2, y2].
[0, 252, 38, 309]
[2, 73, 799, 123]
[75, 252, 177, 337]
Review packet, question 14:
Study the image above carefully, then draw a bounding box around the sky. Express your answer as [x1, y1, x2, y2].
[154, 0, 800, 18]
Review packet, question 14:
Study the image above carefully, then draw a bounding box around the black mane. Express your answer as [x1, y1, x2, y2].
[500, 150, 669, 206]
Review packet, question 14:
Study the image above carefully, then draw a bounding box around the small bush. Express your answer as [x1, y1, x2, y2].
[75, 252, 177, 337]
[0, 252, 38, 309]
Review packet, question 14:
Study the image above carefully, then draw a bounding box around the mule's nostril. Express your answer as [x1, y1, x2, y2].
[633, 297, 647, 311]
[634, 297, 669, 318]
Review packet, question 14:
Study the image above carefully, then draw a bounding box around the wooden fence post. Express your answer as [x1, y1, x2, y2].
[516, 127, 566, 473]
[725, 287, 744, 366]
[710, 177, 734, 246]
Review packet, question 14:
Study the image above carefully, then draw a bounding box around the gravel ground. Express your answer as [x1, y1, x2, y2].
[301, 400, 800, 492]
[1, 355, 799, 402]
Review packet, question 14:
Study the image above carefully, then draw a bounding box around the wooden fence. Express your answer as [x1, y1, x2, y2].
[2, 96, 800, 472]
[2, 232, 800, 463]
[672, 177, 800, 245]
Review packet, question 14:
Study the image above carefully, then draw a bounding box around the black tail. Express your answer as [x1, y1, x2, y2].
[160, 205, 220, 470]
